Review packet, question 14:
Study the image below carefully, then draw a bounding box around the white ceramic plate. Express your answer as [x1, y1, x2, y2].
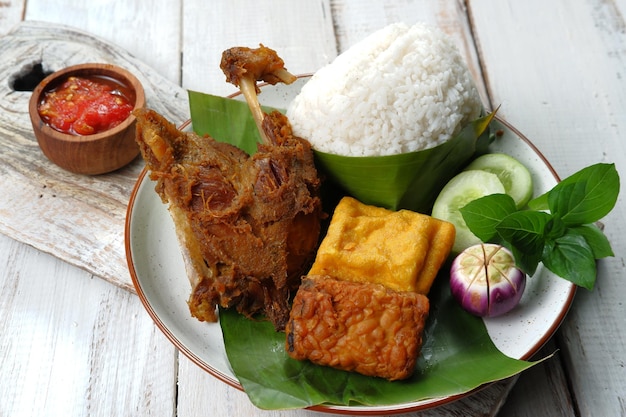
[125, 76, 576, 414]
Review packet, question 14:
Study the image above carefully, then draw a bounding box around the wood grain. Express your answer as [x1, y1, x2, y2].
[469, 0, 626, 415]
[23, 0, 183, 85]
[182, 0, 337, 96]
[2, 0, 624, 416]
[0, 232, 177, 416]
[0, 21, 188, 291]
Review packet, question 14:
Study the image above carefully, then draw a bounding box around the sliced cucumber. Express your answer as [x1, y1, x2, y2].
[432, 170, 505, 253]
[464, 153, 533, 209]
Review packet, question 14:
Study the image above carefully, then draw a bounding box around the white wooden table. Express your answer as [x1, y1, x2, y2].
[1, 1, 625, 416]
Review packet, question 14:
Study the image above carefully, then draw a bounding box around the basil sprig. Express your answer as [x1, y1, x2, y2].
[460, 163, 619, 289]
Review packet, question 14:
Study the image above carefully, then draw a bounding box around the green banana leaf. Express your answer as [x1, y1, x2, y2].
[188, 89, 494, 213]
[189, 89, 273, 155]
[220, 278, 541, 410]
[314, 113, 494, 212]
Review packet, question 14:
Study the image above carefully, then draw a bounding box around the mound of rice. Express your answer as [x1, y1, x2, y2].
[286, 22, 483, 157]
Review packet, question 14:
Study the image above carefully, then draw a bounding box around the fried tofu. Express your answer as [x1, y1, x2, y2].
[308, 196, 455, 294]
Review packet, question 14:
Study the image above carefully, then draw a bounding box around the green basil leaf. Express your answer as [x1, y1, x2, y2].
[496, 211, 550, 251]
[542, 231, 597, 290]
[527, 192, 549, 211]
[220, 279, 538, 410]
[569, 224, 614, 259]
[460, 193, 517, 242]
[544, 215, 566, 240]
[547, 181, 586, 223]
[547, 163, 619, 225]
[496, 211, 551, 276]
[508, 244, 543, 277]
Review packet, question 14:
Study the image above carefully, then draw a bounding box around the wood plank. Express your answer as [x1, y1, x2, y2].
[24, 0, 182, 84]
[0, 0, 25, 36]
[0, 21, 189, 291]
[0, 1, 624, 415]
[181, 0, 337, 96]
[468, 0, 626, 416]
[0, 233, 177, 416]
[499, 342, 575, 416]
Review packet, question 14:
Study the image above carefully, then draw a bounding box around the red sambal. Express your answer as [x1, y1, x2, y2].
[38, 75, 134, 135]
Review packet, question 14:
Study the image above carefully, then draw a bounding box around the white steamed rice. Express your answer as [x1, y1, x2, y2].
[286, 22, 483, 157]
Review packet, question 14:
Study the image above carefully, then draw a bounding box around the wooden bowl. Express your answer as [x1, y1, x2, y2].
[28, 63, 145, 175]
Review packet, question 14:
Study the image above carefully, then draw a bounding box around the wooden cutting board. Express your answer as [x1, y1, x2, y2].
[0, 20, 189, 292]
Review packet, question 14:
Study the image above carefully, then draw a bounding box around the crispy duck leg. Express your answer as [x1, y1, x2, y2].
[134, 46, 322, 331]
[134, 108, 322, 331]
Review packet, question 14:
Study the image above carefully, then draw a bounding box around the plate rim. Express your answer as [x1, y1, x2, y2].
[124, 78, 577, 414]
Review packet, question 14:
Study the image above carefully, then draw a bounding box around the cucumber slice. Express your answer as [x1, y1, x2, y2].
[464, 153, 533, 209]
[432, 170, 505, 253]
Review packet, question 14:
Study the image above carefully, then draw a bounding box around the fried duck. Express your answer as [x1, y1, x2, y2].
[134, 45, 322, 331]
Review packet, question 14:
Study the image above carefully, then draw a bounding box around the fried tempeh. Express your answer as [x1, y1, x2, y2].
[285, 275, 430, 381]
